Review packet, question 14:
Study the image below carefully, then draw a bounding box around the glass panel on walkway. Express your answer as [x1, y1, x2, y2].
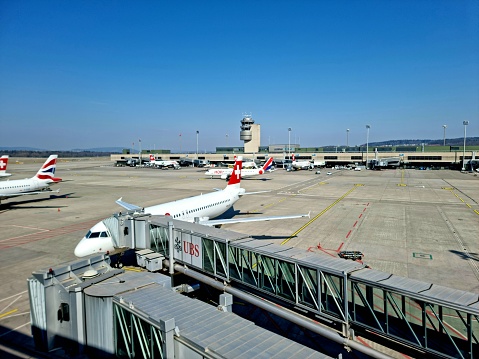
[277, 260, 295, 301]
[214, 241, 227, 278]
[259, 255, 276, 294]
[241, 249, 259, 287]
[114, 303, 165, 359]
[228, 246, 241, 281]
[321, 273, 344, 320]
[297, 265, 318, 310]
[150, 225, 168, 256]
[202, 238, 214, 274]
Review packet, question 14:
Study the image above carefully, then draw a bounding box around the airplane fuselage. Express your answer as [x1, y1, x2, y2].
[74, 184, 244, 257]
[144, 187, 241, 221]
[0, 178, 53, 198]
[205, 167, 265, 179]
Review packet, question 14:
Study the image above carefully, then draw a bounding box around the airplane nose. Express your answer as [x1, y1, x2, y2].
[74, 237, 92, 257]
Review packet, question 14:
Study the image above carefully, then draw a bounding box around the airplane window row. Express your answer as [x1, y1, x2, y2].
[170, 199, 231, 218]
[1, 184, 29, 189]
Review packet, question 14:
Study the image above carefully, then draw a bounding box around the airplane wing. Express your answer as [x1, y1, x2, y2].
[200, 212, 310, 226]
[116, 197, 142, 211]
[243, 190, 270, 195]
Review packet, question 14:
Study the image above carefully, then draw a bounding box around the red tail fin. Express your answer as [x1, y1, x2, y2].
[227, 156, 242, 186]
[292, 153, 296, 162]
[150, 154, 155, 161]
[0, 155, 8, 173]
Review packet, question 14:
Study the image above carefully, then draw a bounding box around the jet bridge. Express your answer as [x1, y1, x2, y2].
[129, 214, 478, 359]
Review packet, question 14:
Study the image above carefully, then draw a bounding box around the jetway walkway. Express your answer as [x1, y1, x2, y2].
[101, 211, 479, 358]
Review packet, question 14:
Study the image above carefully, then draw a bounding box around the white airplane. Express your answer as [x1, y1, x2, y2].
[149, 154, 179, 168]
[289, 153, 312, 170]
[74, 156, 309, 257]
[0, 155, 62, 203]
[205, 157, 274, 180]
[0, 155, 12, 178]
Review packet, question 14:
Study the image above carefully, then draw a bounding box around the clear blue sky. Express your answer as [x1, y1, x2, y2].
[1, 1, 477, 151]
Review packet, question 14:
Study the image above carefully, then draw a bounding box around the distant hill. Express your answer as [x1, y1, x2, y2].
[363, 137, 479, 147]
[72, 147, 124, 153]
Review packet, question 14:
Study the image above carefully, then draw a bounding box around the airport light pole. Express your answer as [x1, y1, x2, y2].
[346, 129, 350, 147]
[196, 130, 199, 163]
[226, 133, 228, 147]
[442, 124, 447, 146]
[288, 127, 292, 161]
[139, 138, 142, 165]
[462, 121, 469, 171]
[365, 125, 370, 167]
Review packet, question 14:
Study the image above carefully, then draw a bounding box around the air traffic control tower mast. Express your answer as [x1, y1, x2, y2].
[240, 115, 260, 153]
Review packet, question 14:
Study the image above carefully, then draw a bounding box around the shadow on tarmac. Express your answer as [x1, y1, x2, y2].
[449, 249, 479, 262]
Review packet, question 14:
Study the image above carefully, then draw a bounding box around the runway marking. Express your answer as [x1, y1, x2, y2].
[0, 321, 31, 338]
[281, 185, 360, 245]
[444, 188, 479, 215]
[0, 218, 104, 250]
[0, 309, 18, 319]
[1, 294, 22, 314]
[0, 291, 27, 302]
[397, 169, 407, 186]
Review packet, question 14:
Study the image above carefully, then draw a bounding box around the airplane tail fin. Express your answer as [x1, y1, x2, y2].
[262, 157, 274, 171]
[149, 154, 155, 161]
[292, 153, 296, 162]
[0, 155, 10, 176]
[225, 156, 242, 190]
[35, 155, 62, 182]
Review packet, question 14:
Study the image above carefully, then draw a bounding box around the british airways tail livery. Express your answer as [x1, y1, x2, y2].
[0, 155, 62, 203]
[0, 155, 12, 178]
[74, 156, 308, 257]
[205, 157, 274, 179]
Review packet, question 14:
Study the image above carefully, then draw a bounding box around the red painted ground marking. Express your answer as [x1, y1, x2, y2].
[359, 213, 363, 218]
[363, 207, 367, 212]
[336, 242, 344, 252]
[346, 230, 352, 239]
[367, 202, 370, 206]
[317, 243, 321, 249]
[307, 247, 314, 252]
[0, 218, 103, 250]
[353, 220, 358, 227]
[317, 247, 336, 257]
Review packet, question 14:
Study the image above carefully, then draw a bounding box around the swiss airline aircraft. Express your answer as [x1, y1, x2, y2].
[290, 153, 312, 170]
[74, 156, 308, 257]
[205, 157, 274, 179]
[0, 155, 62, 203]
[149, 154, 179, 168]
[0, 155, 12, 178]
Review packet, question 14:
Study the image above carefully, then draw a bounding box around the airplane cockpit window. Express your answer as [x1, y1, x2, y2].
[89, 232, 100, 238]
[85, 230, 92, 238]
[100, 232, 108, 237]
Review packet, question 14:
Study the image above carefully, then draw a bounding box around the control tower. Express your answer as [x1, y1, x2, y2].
[240, 115, 260, 153]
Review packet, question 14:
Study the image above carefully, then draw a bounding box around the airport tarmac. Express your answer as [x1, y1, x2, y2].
[1, 157, 478, 357]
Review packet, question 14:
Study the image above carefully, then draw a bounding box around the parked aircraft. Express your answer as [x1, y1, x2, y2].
[205, 157, 274, 179]
[0, 155, 62, 203]
[0, 155, 12, 178]
[74, 156, 309, 257]
[149, 154, 179, 168]
[289, 154, 312, 170]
